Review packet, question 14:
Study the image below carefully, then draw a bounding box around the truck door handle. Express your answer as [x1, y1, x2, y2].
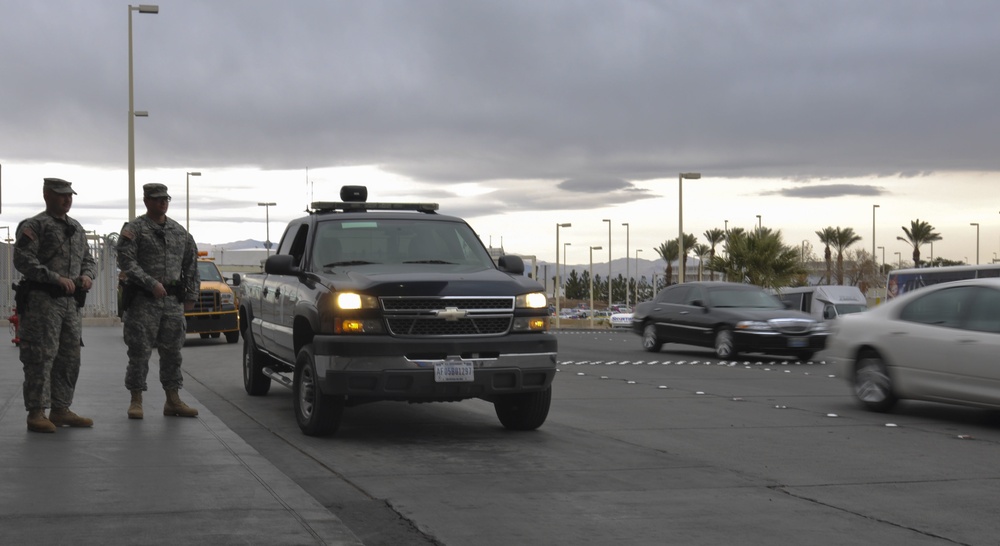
[274, 288, 281, 298]
[262, 287, 269, 297]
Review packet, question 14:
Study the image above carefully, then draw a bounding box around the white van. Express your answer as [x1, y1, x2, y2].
[773, 285, 868, 320]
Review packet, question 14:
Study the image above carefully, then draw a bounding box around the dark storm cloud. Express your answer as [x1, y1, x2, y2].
[764, 184, 887, 199]
[2, 0, 1000, 201]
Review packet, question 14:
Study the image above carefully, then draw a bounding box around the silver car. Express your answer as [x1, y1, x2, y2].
[827, 278, 1000, 412]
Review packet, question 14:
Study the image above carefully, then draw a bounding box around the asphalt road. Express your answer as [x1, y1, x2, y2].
[181, 329, 1000, 546]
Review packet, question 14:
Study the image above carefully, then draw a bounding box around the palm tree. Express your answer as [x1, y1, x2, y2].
[709, 227, 804, 289]
[703, 228, 726, 281]
[680, 233, 698, 282]
[692, 243, 711, 281]
[655, 240, 679, 286]
[815, 227, 837, 284]
[897, 219, 942, 267]
[832, 227, 862, 284]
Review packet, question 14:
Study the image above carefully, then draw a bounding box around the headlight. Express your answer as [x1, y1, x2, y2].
[336, 293, 379, 310]
[516, 292, 547, 309]
[735, 320, 773, 332]
[219, 292, 234, 305]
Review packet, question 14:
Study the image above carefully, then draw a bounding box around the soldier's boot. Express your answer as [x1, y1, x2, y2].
[27, 409, 56, 433]
[128, 390, 143, 420]
[163, 389, 199, 417]
[49, 407, 94, 428]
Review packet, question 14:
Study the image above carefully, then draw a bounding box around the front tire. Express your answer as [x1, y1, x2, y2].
[853, 350, 897, 412]
[494, 387, 551, 431]
[642, 323, 663, 353]
[714, 327, 737, 358]
[242, 331, 271, 396]
[294, 345, 345, 436]
[225, 330, 240, 344]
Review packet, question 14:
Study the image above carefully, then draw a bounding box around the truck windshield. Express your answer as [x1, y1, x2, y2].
[313, 219, 496, 269]
[197, 261, 224, 282]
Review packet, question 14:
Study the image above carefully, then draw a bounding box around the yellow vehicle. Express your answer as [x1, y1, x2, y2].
[187, 254, 240, 343]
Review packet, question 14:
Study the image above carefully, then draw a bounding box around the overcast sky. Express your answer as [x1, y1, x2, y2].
[2, 1, 999, 267]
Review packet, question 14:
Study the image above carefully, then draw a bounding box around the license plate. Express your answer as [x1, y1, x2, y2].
[787, 337, 808, 348]
[434, 358, 474, 383]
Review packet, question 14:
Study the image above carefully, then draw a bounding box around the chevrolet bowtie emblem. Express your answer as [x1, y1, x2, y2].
[435, 307, 467, 321]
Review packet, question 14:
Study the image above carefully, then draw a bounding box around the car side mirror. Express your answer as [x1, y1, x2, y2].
[265, 254, 300, 275]
[690, 299, 706, 308]
[498, 255, 525, 275]
[231, 273, 241, 286]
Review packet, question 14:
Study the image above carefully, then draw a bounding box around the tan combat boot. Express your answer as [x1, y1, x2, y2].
[163, 389, 199, 417]
[49, 408, 94, 428]
[27, 409, 56, 433]
[128, 390, 143, 420]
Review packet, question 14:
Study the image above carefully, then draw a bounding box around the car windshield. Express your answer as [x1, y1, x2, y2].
[313, 218, 496, 269]
[197, 261, 223, 282]
[707, 287, 784, 309]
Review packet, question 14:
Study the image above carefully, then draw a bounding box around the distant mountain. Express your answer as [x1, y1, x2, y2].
[198, 239, 267, 251]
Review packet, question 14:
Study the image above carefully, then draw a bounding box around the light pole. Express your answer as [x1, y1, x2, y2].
[1, 226, 10, 311]
[872, 204, 879, 268]
[555, 223, 571, 328]
[894, 251, 902, 268]
[677, 172, 701, 284]
[258, 202, 276, 255]
[635, 248, 643, 304]
[724, 219, 729, 232]
[877, 246, 885, 275]
[185, 171, 201, 232]
[589, 245, 602, 329]
[801, 239, 808, 263]
[602, 218, 611, 311]
[756, 214, 762, 230]
[970, 222, 980, 264]
[622, 222, 630, 308]
[127, 4, 159, 221]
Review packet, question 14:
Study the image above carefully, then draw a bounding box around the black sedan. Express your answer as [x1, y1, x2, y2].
[631, 282, 830, 360]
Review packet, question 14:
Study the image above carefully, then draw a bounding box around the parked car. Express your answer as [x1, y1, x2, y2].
[827, 278, 1000, 412]
[631, 282, 829, 360]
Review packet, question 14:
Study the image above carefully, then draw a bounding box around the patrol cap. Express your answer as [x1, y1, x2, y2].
[143, 183, 171, 199]
[43, 177, 77, 195]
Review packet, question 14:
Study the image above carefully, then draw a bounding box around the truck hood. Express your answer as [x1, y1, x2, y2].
[317, 264, 541, 297]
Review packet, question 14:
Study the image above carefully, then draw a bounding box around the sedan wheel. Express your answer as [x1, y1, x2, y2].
[714, 328, 736, 358]
[642, 323, 662, 352]
[853, 350, 897, 412]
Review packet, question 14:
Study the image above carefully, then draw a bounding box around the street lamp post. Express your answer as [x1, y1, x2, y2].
[634, 248, 643, 304]
[555, 223, 571, 329]
[970, 222, 980, 264]
[622, 222, 630, 308]
[185, 171, 201, 232]
[563, 242, 571, 295]
[872, 204, 879, 268]
[258, 202, 276, 256]
[1, 226, 10, 311]
[877, 246, 885, 275]
[677, 172, 701, 284]
[756, 214, 762, 230]
[801, 240, 808, 263]
[895, 251, 902, 268]
[127, 4, 159, 221]
[589, 246, 602, 329]
[602, 219, 611, 311]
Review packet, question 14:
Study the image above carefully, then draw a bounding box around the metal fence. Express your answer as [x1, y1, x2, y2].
[1, 233, 121, 319]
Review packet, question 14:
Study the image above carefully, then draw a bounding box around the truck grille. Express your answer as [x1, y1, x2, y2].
[380, 296, 515, 337]
[193, 289, 220, 313]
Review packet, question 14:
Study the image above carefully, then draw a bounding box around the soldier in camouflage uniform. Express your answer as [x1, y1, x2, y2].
[117, 183, 200, 419]
[13, 178, 97, 433]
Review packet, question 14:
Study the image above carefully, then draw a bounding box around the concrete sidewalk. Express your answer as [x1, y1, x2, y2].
[0, 326, 363, 545]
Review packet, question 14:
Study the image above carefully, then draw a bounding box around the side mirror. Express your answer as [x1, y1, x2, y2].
[231, 273, 241, 286]
[498, 255, 525, 275]
[264, 254, 299, 275]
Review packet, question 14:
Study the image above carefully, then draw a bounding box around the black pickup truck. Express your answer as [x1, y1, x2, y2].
[236, 186, 557, 436]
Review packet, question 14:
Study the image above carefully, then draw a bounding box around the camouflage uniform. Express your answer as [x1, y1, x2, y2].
[13, 211, 96, 412]
[117, 214, 199, 392]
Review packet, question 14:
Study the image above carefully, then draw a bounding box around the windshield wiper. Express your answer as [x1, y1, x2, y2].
[323, 260, 377, 267]
[403, 260, 454, 264]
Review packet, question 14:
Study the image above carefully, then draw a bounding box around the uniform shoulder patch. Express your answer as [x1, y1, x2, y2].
[21, 226, 37, 241]
[121, 229, 135, 240]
